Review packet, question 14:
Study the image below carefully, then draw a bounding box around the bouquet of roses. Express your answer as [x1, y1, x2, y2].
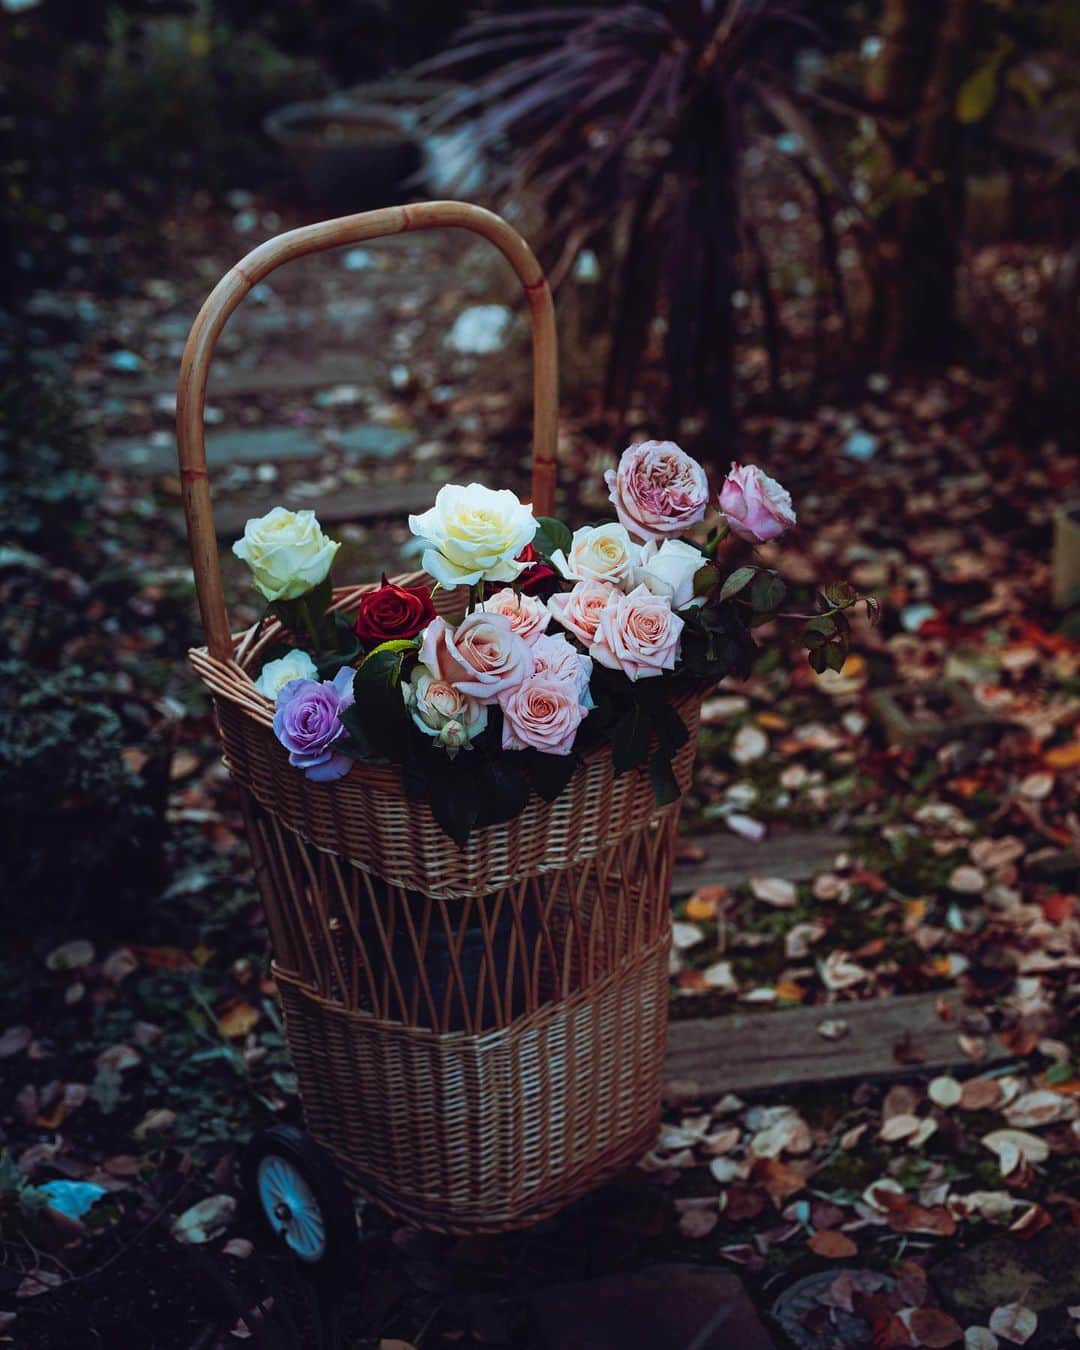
[233, 441, 874, 844]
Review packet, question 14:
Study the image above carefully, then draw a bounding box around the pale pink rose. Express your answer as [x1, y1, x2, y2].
[418, 612, 534, 704]
[604, 440, 709, 542]
[499, 674, 588, 755]
[531, 633, 593, 705]
[718, 462, 796, 543]
[482, 587, 551, 645]
[590, 584, 683, 681]
[547, 579, 618, 646]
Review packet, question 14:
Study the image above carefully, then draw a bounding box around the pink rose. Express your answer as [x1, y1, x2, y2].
[718, 462, 796, 543]
[482, 587, 551, 645]
[531, 633, 593, 704]
[604, 440, 709, 542]
[590, 584, 683, 681]
[418, 611, 533, 704]
[499, 674, 588, 755]
[547, 579, 618, 646]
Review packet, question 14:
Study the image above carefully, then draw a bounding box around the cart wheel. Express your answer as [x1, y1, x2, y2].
[241, 1126, 357, 1270]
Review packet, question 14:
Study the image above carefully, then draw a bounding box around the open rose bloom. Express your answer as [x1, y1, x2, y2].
[242, 441, 864, 844]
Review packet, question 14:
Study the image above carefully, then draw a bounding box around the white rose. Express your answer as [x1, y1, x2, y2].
[634, 538, 705, 611]
[552, 523, 640, 589]
[253, 649, 319, 700]
[408, 483, 537, 589]
[232, 507, 340, 602]
[403, 670, 487, 757]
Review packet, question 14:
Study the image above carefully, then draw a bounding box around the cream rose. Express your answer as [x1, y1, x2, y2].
[482, 587, 551, 645]
[604, 439, 709, 541]
[408, 483, 537, 589]
[232, 507, 340, 602]
[254, 649, 319, 700]
[551, 523, 639, 589]
[634, 538, 705, 611]
[418, 611, 534, 703]
[590, 584, 684, 681]
[547, 579, 618, 646]
[403, 670, 487, 756]
[498, 674, 588, 755]
[531, 633, 593, 705]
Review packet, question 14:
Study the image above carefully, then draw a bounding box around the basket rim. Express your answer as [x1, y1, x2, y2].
[190, 575, 704, 783]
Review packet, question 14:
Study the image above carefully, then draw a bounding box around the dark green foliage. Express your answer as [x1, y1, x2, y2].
[0, 661, 171, 930]
[421, 0, 846, 451]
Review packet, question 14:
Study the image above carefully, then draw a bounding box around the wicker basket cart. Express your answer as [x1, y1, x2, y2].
[177, 202, 704, 1252]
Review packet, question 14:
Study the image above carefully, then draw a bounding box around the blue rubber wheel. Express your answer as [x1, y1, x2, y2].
[240, 1126, 356, 1271]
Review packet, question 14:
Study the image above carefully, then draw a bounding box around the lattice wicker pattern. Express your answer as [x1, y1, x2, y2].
[252, 797, 677, 1232]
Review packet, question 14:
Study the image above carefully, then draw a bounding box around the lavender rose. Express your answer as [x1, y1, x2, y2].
[604, 440, 709, 542]
[718, 463, 796, 543]
[273, 667, 354, 783]
[482, 587, 551, 645]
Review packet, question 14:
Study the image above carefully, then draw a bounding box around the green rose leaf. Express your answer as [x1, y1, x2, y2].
[426, 750, 481, 848]
[649, 749, 680, 807]
[476, 754, 531, 825]
[719, 566, 756, 602]
[824, 581, 857, 609]
[350, 644, 415, 763]
[532, 516, 572, 562]
[750, 571, 786, 613]
[609, 699, 650, 775]
[523, 748, 578, 802]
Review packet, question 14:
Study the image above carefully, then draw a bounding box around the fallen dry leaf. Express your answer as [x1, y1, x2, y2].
[217, 1002, 260, 1039]
[905, 1306, 964, 1347]
[808, 1229, 857, 1259]
[929, 1076, 963, 1108]
[988, 1303, 1037, 1345]
[749, 876, 797, 907]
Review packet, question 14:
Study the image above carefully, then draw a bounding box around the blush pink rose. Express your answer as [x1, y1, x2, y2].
[590, 584, 684, 681]
[547, 579, 618, 646]
[718, 462, 796, 543]
[418, 611, 534, 704]
[498, 674, 588, 755]
[482, 587, 551, 645]
[531, 633, 593, 704]
[604, 440, 709, 542]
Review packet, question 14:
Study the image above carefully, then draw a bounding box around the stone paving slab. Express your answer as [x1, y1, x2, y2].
[529, 1264, 777, 1350]
[101, 426, 324, 474]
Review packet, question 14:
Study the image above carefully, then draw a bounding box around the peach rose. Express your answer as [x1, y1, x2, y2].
[604, 440, 709, 541]
[547, 579, 619, 646]
[482, 587, 551, 645]
[418, 611, 534, 704]
[499, 674, 588, 755]
[590, 584, 684, 681]
[531, 633, 593, 705]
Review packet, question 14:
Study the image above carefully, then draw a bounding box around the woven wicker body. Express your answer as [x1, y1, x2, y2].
[177, 204, 705, 1233]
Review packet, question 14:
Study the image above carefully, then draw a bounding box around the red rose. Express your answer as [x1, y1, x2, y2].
[514, 543, 560, 598]
[353, 575, 436, 646]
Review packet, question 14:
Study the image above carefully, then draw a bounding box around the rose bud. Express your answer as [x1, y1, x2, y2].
[513, 543, 560, 598]
[353, 575, 436, 646]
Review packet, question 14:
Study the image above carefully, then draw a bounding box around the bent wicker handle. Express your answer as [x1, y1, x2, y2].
[176, 201, 559, 661]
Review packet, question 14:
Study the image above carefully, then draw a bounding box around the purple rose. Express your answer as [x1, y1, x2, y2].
[272, 667, 355, 783]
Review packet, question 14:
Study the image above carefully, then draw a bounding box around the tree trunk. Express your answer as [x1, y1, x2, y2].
[865, 0, 976, 365]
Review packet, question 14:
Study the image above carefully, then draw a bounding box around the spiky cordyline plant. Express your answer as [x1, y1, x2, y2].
[420, 0, 848, 459]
